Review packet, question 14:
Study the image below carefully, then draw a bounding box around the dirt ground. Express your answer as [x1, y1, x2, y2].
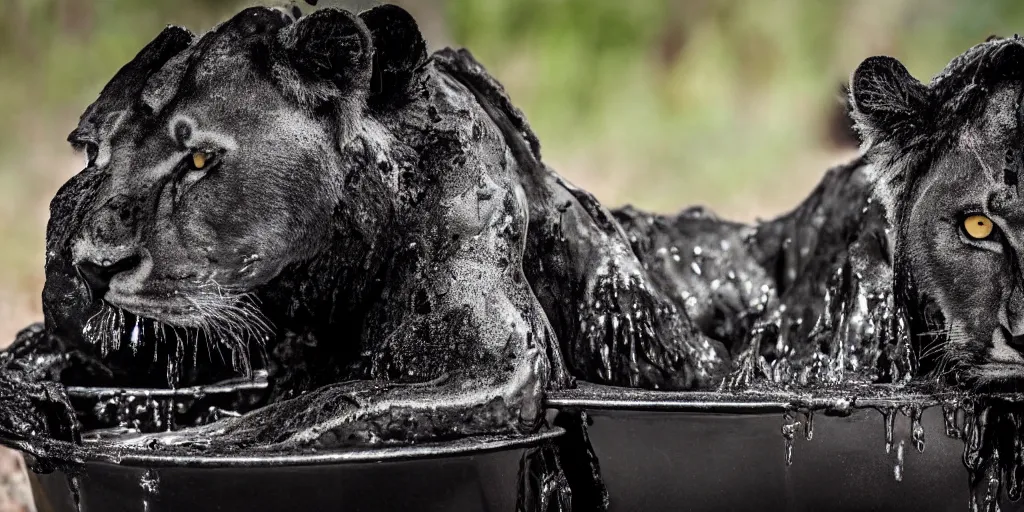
[0, 450, 32, 512]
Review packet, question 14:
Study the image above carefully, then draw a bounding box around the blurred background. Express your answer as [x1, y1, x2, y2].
[3, 0, 1024, 351]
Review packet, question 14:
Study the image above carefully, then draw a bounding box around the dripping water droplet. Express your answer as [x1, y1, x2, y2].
[943, 404, 961, 440]
[883, 407, 895, 454]
[141, 469, 159, 512]
[1008, 413, 1024, 502]
[154, 325, 164, 364]
[894, 440, 904, 482]
[130, 317, 141, 356]
[804, 409, 814, 441]
[67, 474, 82, 512]
[781, 410, 799, 466]
[910, 406, 925, 453]
[111, 308, 123, 352]
[964, 406, 988, 473]
[984, 472, 1001, 512]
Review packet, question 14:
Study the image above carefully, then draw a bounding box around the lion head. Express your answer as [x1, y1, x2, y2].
[851, 37, 1024, 387]
[44, 5, 431, 387]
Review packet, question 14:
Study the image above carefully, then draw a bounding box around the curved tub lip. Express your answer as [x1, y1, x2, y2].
[80, 427, 566, 468]
[64, 381, 268, 399]
[8, 428, 564, 470]
[544, 381, 985, 413]
[15, 380, 1013, 470]
[37, 374, 557, 468]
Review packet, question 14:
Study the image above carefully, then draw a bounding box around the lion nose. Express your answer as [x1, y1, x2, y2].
[75, 254, 141, 300]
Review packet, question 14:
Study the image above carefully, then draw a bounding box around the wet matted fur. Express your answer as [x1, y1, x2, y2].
[1, 4, 727, 452]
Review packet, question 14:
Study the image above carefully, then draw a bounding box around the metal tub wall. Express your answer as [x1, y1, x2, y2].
[549, 384, 1021, 512]
[585, 408, 968, 512]
[28, 430, 563, 512]
[24, 381, 1024, 512]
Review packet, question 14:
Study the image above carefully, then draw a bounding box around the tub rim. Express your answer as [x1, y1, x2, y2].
[544, 381, 974, 413]
[7, 427, 564, 469]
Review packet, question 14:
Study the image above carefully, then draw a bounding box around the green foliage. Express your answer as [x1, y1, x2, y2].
[0, 0, 249, 149]
[444, 0, 1024, 212]
[445, 0, 849, 211]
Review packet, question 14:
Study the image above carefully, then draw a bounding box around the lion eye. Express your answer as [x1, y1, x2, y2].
[963, 214, 994, 239]
[191, 151, 208, 170]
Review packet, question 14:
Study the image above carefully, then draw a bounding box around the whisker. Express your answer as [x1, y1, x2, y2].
[178, 283, 274, 378]
[80, 277, 275, 382]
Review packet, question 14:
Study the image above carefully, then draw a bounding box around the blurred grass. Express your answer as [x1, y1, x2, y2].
[2, 0, 1024, 344]
[445, 0, 1024, 212]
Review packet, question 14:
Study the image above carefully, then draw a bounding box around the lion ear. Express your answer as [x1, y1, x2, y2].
[849, 56, 931, 148]
[69, 25, 193, 149]
[278, 8, 373, 99]
[359, 4, 427, 106]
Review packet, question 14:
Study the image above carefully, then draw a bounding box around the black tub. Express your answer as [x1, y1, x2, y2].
[21, 381, 1023, 511]
[547, 382, 1020, 512]
[19, 376, 564, 512]
[27, 428, 563, 512]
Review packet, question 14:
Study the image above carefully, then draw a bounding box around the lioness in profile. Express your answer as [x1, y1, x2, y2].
[1, 6, 1022, 453]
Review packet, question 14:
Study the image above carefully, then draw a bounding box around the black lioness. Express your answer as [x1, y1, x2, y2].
[2, 5, 728, 452]
[622, 36, 1024, 392]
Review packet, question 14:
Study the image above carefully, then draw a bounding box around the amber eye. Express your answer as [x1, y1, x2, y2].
[191, 151, 207, 170]
[963, 214, 994, 240]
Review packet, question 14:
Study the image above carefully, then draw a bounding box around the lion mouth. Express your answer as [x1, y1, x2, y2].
[82, 288, 274, 382]
[104, 292, 204, 327]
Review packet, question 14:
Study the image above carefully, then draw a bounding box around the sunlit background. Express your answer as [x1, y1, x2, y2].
[2, 0, 1024, 350]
